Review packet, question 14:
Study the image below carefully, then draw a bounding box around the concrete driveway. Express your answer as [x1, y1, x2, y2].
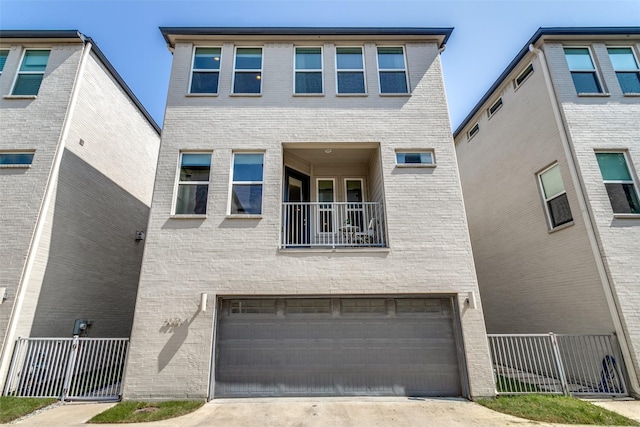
[6, 396, 629, 427]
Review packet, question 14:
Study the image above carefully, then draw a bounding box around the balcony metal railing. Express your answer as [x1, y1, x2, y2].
[282, 202, 385, 248]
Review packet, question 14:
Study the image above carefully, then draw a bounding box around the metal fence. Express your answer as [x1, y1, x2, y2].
[488, 333, 627, 396]
[3, 336, 129, 401]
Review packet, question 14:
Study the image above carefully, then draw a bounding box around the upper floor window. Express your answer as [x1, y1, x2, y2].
[396, 151, 434, 166]
[467, 123, 479, 141]
[190, 47, 221, 94]
[564, 47, 603, 94]
[538, 164, 573, 229]
[295, 47, 322, 94]
[336, 47, 365, 94]
[377, 47, 408, 94]
[596, 152, 640, 215]
[230, 152, 264, 215]
[514, 63, 534, 89]
[607, 47, 640, 94]
[0, 152, 35, 167]
[233, 48, 262, 94]
[0, 50, 8, 73]
[487, 98, 503, 118]
[12, 49, 50, 96]
[174, 152, 211, 215]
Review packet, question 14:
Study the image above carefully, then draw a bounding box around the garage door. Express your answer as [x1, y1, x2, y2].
[214, 297, 463, 397]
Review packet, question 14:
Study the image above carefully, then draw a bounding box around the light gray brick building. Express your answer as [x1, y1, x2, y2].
[123, 27, 495, 400]
[0, 31, 160, 387]
[454, 27, 640, 395]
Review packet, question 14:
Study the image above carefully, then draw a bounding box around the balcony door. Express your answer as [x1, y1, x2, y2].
[284, 167, 310, 245]
[345, 178, 365, 230]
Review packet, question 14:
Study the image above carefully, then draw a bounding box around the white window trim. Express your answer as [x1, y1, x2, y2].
[316, 177, 335, 234]
[10, 48, 50, 96]
[231, 46, 263, 95]
[487, 97, 503, 119]
[564, 46, 605, 95]
[537, 163, 572, 230]
[467, 122, 479, 141]
[228, 151, 265, 216]
[171, 151, 212, 217]
[293, 46, 324, 95]
[376, 45, 409, 95]
[0, 49, 9, 75]
[513, 63, 534, 89]
[607, 46, 640, 94]
[335, 46, 367, 95]
[0, 150, 35, 168]
[395, 150, 436, 168]
[188, 46, 222, 95]
[344, 178, 366, 202]
[596, 150, 640, 217]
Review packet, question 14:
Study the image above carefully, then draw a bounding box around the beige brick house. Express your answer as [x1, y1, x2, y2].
[454, 27, 640, 394]
[123, 27, 495, 400]
[0, 31, 160, 387]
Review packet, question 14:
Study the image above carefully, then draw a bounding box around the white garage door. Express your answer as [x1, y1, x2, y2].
[214, 297, 463, 397]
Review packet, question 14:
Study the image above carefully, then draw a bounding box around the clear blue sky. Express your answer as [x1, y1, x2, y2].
[1, 0, 639, 128]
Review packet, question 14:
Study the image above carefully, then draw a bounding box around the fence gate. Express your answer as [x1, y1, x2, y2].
[488, 333, 627, 396]
[3, 337, 129, 401]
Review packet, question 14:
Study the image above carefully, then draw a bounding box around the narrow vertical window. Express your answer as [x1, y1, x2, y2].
[230, 153, 264, 214]
[190, 47, 221, 94]
[0, 50, 9, 73]
[538, 164, 573, 228]
[564, 47, 603, 94]
[233, 48, 262, 94]
[467, 123, 479, 140]
[336, 47, 365, 94]
[174, 152, 211, 215]
[377, 47, 408, 94]
[12, 49, 50, 95]
[295, 47, 322, 94]
[607, 47, 640, 94]
[596, 152, 640, 214]
[317, 179, 334, 233]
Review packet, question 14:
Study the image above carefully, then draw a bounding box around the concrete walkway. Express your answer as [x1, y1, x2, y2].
[8, 396, 640, 427]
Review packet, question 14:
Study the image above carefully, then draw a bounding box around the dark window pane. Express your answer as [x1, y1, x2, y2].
[380, 71, 408, 93]
[571, 72, 602, 93]
[605, 183, 640, 214]
[337, 71, 365, 93]
[234, 72, 261, 93]
[548, 193, 573, 227]
[194, 48, 221, 69]
[176, 184, 209, 214]
[0, 153, 34, 165]
[295, 72, 322, 93]
[235, 48, 262, 69]
[231, 184, 263, 214]
[0, 50, 8, 72]
[233, 153, 263, 181]
[13, 74, 44, 95]
[616, 72, 640, 93]
[190, 71, 219, 93]
[180, 165, 210, 181]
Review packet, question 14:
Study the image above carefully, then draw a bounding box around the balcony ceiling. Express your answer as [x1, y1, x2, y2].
[285, 146, 376, 165]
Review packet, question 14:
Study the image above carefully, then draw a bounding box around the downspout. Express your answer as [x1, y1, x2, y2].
[0, 37, 93, 387]
[529, 43, 640, 396]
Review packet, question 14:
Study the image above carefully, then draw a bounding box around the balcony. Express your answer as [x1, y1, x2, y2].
[281, 202, 386, 249]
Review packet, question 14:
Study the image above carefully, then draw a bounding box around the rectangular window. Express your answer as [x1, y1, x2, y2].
[336, 47, 365, 94]
[396, 151, 434, 165]
[607, 47, 640, 94]
[12, 49, 50, 95]
[487, 98, 503, 118]
[190, 47, 221, 94]
[538, 164, 573, 228]
[0, 50, 8, 73]
[377, 46, 408, 93]
[564, 47, 603, 94]
[467, 123, 479, 140]
[317, 179, 334, 233]
[230, 299, 276, 314]
[0, 152, 35, 166]
[514, 63, 534, 88]
[174, 152, 211, 215]
[596, 152, 640, 214]
[295, 47, 322, 94]
[230, 152, 264, 214]
[233, 47, 262, 94]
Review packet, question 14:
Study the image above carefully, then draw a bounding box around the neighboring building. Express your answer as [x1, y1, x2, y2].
[0, 31, 161, 386]
[454, 27, 640, 394]
[123, 27, 495, 400]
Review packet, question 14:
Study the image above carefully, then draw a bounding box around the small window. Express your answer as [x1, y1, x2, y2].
[0, 152, 35, 166]
[12, 49, 50, 96]
[190, 47, 221, 94]
[607, 47, 640, 94]
[514, 63, 534, 88]
[377, 46, 408, 94]
[174, 152, 211, 215]
[564, 47, 603, 94]
[295, 47, 322, 94]
[487, 98, 503, 118]
[396, 151, 434, 166]
[336, 47, 365, 94]
[230, 152, 264, 214]
[341, 299, 386, 314]
[0, 50, 9, 73]
[285, 299, 331, 314]
[538, 164, 573, 228]
[230, 299, 276, 314]
[596, 152, 640, 214]
[467, 123, 479, 140]
[233, 47, 262, 94]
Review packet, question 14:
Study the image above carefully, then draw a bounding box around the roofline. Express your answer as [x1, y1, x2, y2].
[160, 27, 453, 48]
[0, 30, 160, 134]
[453, 26, 640, 138]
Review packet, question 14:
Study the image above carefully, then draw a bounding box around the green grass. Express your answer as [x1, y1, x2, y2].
[0, 396, 57, 423]
[88, 400, 204, 423]
[496, 375, 542, 393]
[478, 394, 640, 425]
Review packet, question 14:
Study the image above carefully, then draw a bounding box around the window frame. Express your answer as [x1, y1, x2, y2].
[293, 46, 324, 95]
[188, 46, 222, 95]
[467, 122, 479, 141]
[395, 150, 435, 168]
[376, 45, 409, 95]
[335, 46, 367, 95]
[514, 63, 534, 89]
[0, 49, 9, 74]
[537, 163, 573, 230]
[0, 151, 35, 168]
[563, 46, 604, 95]
[171, 151, 212, 217]
[10, 48, 51, 96]
[487, 97, 503, 118]
[232, 46, 263, 95]
[595, 151, 640, 216]
[228, 151, 265, 216]
[316, 178, 335, 234]
[607, 46, 640, 95]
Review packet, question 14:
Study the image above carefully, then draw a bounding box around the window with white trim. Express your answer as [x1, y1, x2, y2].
[596, 152, 640, 214]
[12, 49, 50, 95]
[607, 47, 640, 94]
[0, 152, 35, 167]
[396, 151, 434, 166]
[230, 152, 264, 214]
[317, 178, 335, 233]
[467, 123, 479, 141]
[190, 47, 221, 94]
[336, 47, 365, 94]
[174, 152, 211, 215]
[0, 50, 8, 74]
[564, 47, 603, 94]
[377, 46, 408, 93]
[487, 98, 503, 118]
[538, 164, 573, 228]
[295, 47, 322, 94]
[233, 47, 262, 94]
[514, 63, 534, 88]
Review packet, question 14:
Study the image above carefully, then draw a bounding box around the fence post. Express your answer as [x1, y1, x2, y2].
[61, 335, 80, 401]
[3, 337, 23, 396]
[549, 333, 570, 396]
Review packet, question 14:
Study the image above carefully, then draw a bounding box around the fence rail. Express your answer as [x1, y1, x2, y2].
[3, 336, 128, 401]
[488, 333, 627, 396]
